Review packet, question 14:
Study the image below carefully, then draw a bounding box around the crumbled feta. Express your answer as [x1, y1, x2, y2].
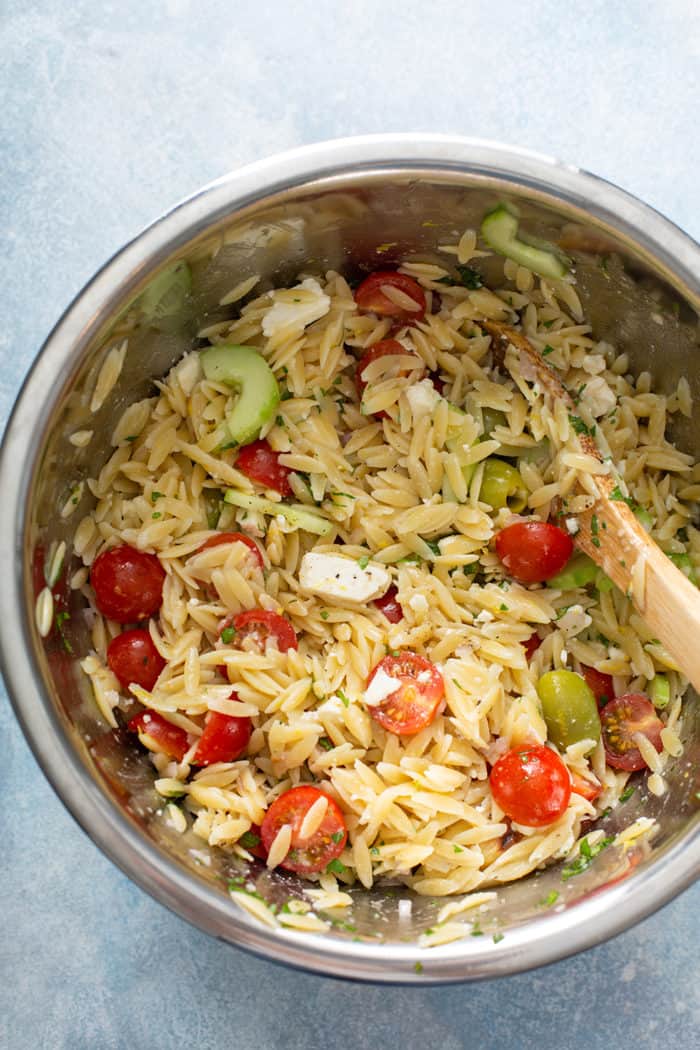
[299, 551, 391, 603]
[557, 605, 592, 637]
[580, 354, 607, 376]
[565, 516, 580, 535]
[262, 278, 330, 338]
[405, 379, 442, 419]
[475, 609, 495, 623]
[408, 593, 429, 614]
[364, 667, 402, 706]
[582, 376, 616, 418]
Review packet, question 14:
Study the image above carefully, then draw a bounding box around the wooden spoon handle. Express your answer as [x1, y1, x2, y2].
[484, 320, 700, 692]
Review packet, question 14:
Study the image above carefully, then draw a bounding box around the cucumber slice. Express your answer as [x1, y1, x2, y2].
[224, 489, 332, 536]
[201, 345, 280, 446]
[481, 205, 571, 279]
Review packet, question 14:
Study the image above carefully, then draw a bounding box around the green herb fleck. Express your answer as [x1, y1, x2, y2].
[492, 932, 504, 944]
[239, 831, 261, 849]
[319, 736, 333, 751]
[542, 344, 555, 356]
[151, 491, 165, 502]
[414, 961, 424, 974]
[125, 435, 137, 443]
[471, 923, 484, 937]
[358, 555, 370, 570]
[330, 831, 344, 845]
[453, 845, 463, 853]
[152, 511, 162, 519]
[220, 625, 236, 644]
[568, 414, 592, 437]
[619, 785, 636, 803]
[562, 835, 615, 880]
[425, 539, 442, 557]
[370, 846, 380, 856]
[539, 890, 559, 908]
[337, 688, 350, 708]
[499, 602, 509, 611]
[320, 610, 329, 621]
[542, 319, 555, 329]
[610, 485, 635, 508]
[456, 264, 483, 289]
[326, 858, 347, 875]
[591, 514, 599, 537]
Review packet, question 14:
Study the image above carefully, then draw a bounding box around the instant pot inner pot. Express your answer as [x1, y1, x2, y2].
[27, 172, 700, 949]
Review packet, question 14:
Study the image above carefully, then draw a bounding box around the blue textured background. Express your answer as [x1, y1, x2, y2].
[2, 2, 699, 1047]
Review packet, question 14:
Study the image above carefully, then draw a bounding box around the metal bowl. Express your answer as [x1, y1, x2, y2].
[2, 135, 699, 983]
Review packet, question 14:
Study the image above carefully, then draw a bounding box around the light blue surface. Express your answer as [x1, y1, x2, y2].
[1, 2, 699, 1047]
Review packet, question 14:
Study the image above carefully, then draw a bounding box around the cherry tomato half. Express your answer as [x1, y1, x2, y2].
[523, 632, 542, 660]
[366, 653, 445, 735]
[355, 340, 423, 418]
[570, 771, 602, 803]
[373, 585, 403, 624]
[107, 628, 166, 691]
[581, 664, 615, 709]
[193, 705, 252, 766]
[260, 785, 347, 875]
[495, 521, 573, 584]
[198, 531, 264, 570]
[354, 271, 426, 320]
[235, 439, 292, 497]
[128, 710, 188, 761]
[490, 745, 572, 827]
[600, 694, 663, 771]
[221, 608, 298, 653]
[91, 545, 166, 623]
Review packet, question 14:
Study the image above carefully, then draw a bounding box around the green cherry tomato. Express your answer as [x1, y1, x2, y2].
[537, 669, 601, 751]
[480, 458, 527, 512]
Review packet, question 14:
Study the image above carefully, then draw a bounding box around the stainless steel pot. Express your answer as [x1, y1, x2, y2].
[2, 135, 699, 983]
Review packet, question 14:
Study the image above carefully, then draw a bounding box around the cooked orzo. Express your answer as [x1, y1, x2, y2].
[72, 211, 696, 898]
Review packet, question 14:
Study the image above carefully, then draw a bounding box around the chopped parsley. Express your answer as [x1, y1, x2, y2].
[456, 264, 483, 289]
[453, 845, 463, 854]
[220, 625, 236, 644]
[370, 846, 380, 856]
[337, 688, 350, 708]
[542, 319, 555, 329]
[124, 435, 137, 442]
[492, 932, 505, 944]
[541, 344, 555, 356]
[610, 485, 635, 508]
[561, 835, 615, 880]
[326, 858, 347, 875]
[152, 512, 162, 519]
[358, 555, 370, 570]
[470, 923, 484, 937]
[568, 414, 592, 437]
[539, 890, 559, 908]
[425, 539, 442, 557]
[318, 736, 333, 751]
[151, 491, 165, 502]
[320, 610, 329, 620]
[499, 602, 509, 611]
[619, 785, 636, 803]
[330, 831, 344, 844]
[239, 831, 261, 849]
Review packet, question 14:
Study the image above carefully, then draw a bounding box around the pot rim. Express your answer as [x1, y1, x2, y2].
[2, 134, 699, 983]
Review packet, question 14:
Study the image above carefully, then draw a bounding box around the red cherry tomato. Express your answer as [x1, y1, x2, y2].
[495, 522, 573, 584]
[193, 705, 252, 766]
[107, 629, 166, 691]
[570, 771, 602, 802]
[221, 608, 298, 653]
[580, 665, 615, 709]
[128, 710, 188, 761]
[490, 745, 572, 827]
[91, 545, 166, 623]
[523, 632, 542, 660]
[354, 340, 423, 419]
[198, 531, 264, 570]
[366, 653, 445, 735]
[235, 439, 292, 497]
[241, 823, 267, 860]
[355, 271, 426, 320]
[600, 694, 663, 771]
[373, 585, 403, 624]
[260, 785, 347, 875]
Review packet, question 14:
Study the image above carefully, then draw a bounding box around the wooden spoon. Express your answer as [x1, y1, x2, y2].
[483, 320, 700, 694]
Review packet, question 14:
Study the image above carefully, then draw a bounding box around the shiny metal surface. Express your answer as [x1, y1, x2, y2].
[1, 135, 699, 983]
